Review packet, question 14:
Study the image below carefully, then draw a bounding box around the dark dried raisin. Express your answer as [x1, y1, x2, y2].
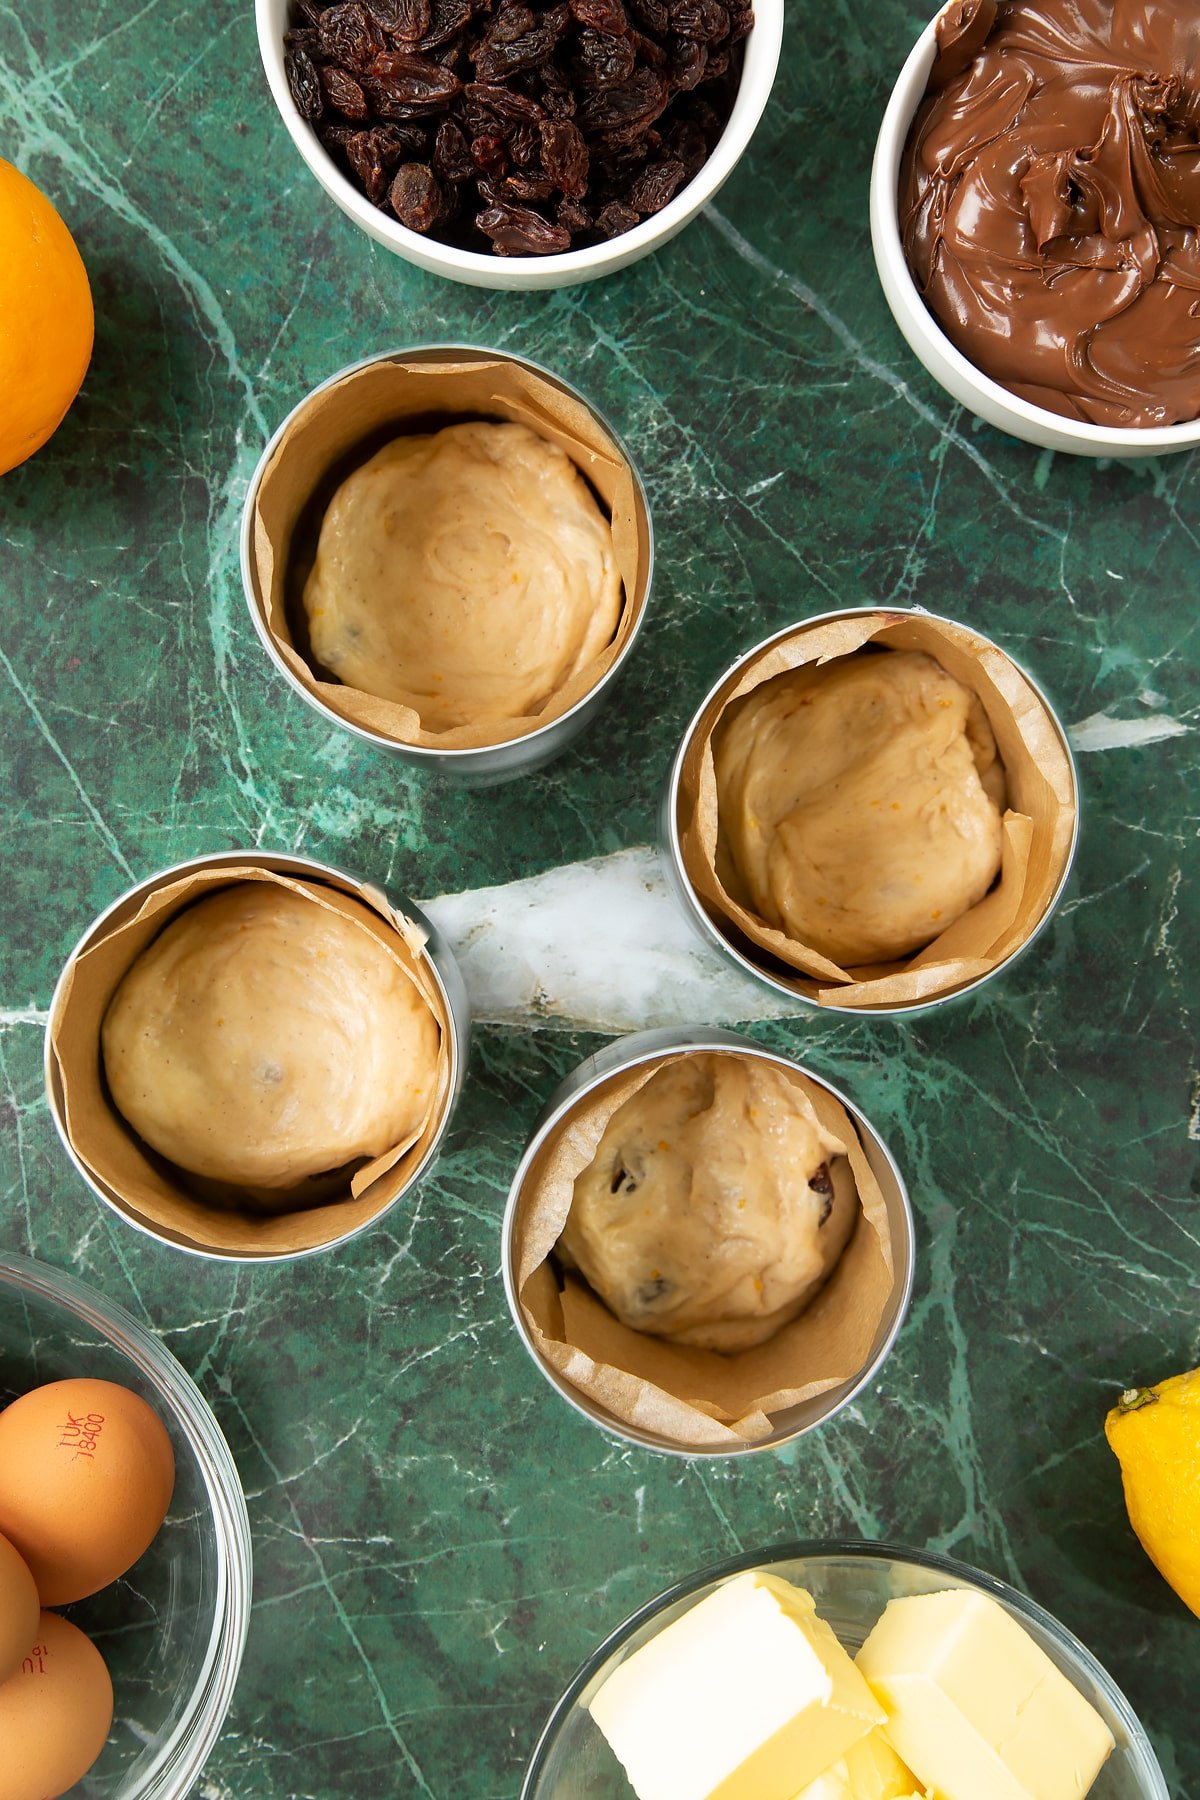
[577, 66, 667, 143]
[541, 118, 588, 196]
[574, 27, 635, 87]
[568, 0, 628, 29]
[365, 50, 463, 113]
[365, 0, 431, 36]
[627, 155, 685, 212]
[595, 197, 639, 235]
[388, 161, 446, 228]
[669, 0, 728, 40]
[475, 198, 571, 253]
[432, 117, 475, 180]
[472, 5, 568, 79]
[318, 2, 387, 70]
[321, 64, 372, 118]
[285, 46, 325, 120]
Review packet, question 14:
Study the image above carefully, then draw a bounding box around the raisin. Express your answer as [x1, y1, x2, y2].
[628, 0, 668, 30]
[578, 66, 668, 143]
[283, 25, 321, 53]
[344, 126, 423, 199]
[472, 5, 568, 79]
[432, 117, 475, 180]
[476, 199, 572, 253]
[318, 1, 387, 70]
[364, 0, 431, 36]
[595, 197, 639, 235]
[470, 132, 510, 174]
[669, 0, 728, 39]
[504, 170, 557, 201]
[389, 161, 446, 228]
[810, 1161, 835, 1226]
[509, 121, 540, 165]
[669, 38, 708, 91]
[628, 155, 685, 212]
[285, 46, 325, 119]
[365, 50, 463, 113]
[574, 27, 636, 88]
[727, 5, 753, 42]
[416, 0, 472, 48]
[556, 196, 592, 233]
[569, 0, 628, 29]
[541, 118, 589, 196]
[321, 64, 372, 118]
[464, 81, 545, 126]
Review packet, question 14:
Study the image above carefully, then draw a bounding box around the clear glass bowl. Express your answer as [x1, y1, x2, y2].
[0, 1252, 252, 1797]
[522, 1541, 1169, 1800]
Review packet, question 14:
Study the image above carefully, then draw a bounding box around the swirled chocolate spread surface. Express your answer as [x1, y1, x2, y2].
[900, 0, 1200, 426]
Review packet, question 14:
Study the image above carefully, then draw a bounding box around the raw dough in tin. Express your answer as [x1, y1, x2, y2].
[559, 1055, 856, 1353]
[714, 650, 1006, 966]
[102, 885, 440, 1195]
[301, 420, 623, 732]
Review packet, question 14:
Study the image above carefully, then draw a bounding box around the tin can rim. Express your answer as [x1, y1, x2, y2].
[500, 1026, 915, 1458]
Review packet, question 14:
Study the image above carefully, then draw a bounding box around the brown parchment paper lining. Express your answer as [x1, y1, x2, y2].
[250, 355, 651, 749]
[678, 612, 1077, 1009]
[512, 1052, 896, 1448]
[49, 866, 453, 1256]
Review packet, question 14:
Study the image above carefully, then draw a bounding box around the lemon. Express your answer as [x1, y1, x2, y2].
[1105, 1366, 1200, 1618]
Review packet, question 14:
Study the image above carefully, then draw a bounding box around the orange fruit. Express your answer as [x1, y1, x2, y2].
[0, 158, 94, 476]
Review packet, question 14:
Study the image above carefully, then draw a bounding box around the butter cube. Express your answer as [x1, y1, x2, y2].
[791, 1727, 925, 1799]
[855, 1589, 1115, 1800]
[589, 1571, 885, 1800]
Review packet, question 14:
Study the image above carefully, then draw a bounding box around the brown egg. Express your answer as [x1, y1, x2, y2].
[0, 1378, 175, 1605]
[0, 1611, 113, 1800]
[0, 1531, 39, 1684]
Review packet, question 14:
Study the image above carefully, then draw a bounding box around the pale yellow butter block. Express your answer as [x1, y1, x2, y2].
[791, 1726, 924, 1799]
[855, 1590, 1115, 1800]
[589, 1571, 885, 1800]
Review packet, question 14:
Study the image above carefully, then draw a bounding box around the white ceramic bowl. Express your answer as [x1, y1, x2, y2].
[870, 8, 1200, 458]
[256, 0, 784, 289]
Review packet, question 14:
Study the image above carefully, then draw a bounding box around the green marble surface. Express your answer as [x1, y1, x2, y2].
[2, 0, 1199, 1794]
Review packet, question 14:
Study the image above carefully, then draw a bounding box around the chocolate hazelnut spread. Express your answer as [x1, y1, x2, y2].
[900, 0, 1200, 426]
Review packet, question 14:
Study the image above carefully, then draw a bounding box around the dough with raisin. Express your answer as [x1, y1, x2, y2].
[102, 884, 440, 1195]
[559, 1055, 856, 1353]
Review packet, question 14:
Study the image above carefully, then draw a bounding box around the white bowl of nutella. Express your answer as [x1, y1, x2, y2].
[872, 0, 1200, 456]
[44, 850, 470, 1261]
[501, 1027, 915, 1457]
[661, 608, 1080, 1015]
[256, 0, 784, 290]
[241, 345, 654, 785]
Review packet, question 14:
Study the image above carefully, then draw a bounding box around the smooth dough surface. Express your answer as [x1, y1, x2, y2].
[714, 650, 1006, 966]
[102, 885, 440, 1191]
[302, 421, 623, 732]
[559, 1055, 856, 1353]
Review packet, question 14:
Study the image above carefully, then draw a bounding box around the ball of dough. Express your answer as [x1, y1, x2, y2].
[713, 649, 1006, 966]
[559, 1055, 857, 1353]
[102, 884, 440, 1193]
[302, 421, 623, 733]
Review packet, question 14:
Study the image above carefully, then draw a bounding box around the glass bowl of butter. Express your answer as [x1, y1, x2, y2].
[521, 1541, 1167, 1800]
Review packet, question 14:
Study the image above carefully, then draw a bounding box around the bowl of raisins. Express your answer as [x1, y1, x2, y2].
[259, 0, 784, 287]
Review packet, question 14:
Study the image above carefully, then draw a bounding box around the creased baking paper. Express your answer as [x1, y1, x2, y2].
[49, 865, 453, 1257]
[511, 1052, 896, 1448]
[250, 353, 651, 749]
[677, 612, 1077, 1009]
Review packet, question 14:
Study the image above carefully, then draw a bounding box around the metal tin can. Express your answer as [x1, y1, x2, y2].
[501, 1026, 914, 1457]
[240, 344, 655, 786]
[660, 607, 1081, 1017]
[44, 849, 470, 1262]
